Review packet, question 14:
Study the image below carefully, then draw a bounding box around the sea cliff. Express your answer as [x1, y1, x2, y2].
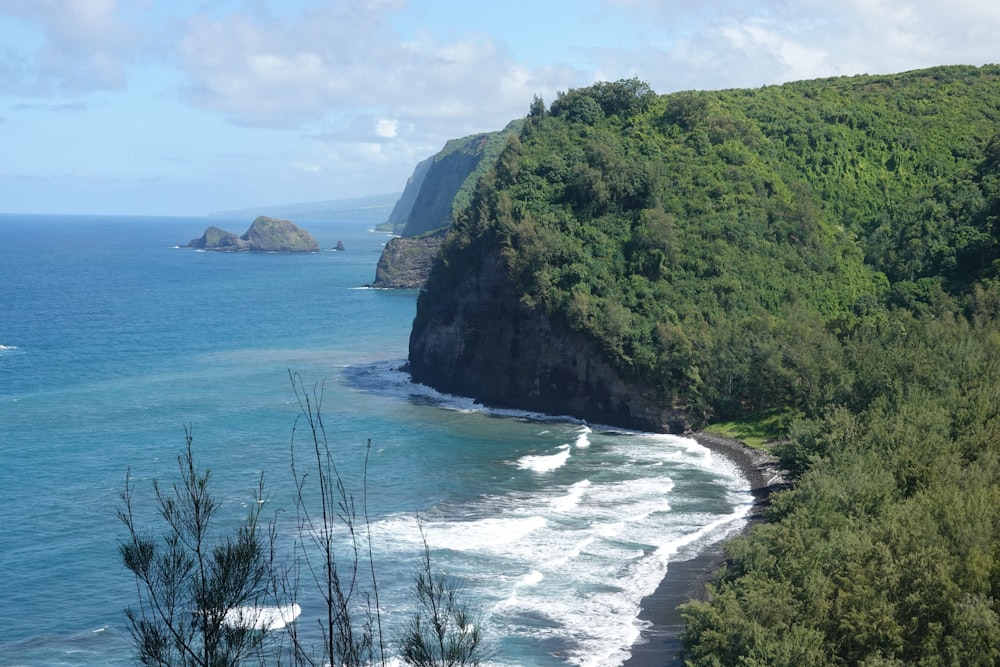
[372, 230, 447, 289]
[372, 125, 518, 288]
[409, 251, 692, 432]
[407, 66, 1000, 433]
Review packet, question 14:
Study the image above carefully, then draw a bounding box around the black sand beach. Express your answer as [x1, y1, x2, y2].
[623, 433, 788, 666]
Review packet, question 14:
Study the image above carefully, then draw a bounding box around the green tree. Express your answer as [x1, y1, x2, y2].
[397, 521, 487, 667]
[120, 376, 488, 667]
[118, 428, 285, 667]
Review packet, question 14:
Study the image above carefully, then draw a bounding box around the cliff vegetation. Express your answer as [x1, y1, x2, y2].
[409, 65, 1000, 664]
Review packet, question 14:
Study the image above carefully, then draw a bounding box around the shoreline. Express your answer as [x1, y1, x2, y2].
[622, 432, 789, 666]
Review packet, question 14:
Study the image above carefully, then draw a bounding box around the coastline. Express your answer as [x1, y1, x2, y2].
[623, 432, 789, 666]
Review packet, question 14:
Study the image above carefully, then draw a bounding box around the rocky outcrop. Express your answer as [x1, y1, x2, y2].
[371, 229, 447, 288]
[408, 250, 693, 433]
[374, 123, 520, 287]
[187, 216, 318, 252]
[187, 225, 247, 250]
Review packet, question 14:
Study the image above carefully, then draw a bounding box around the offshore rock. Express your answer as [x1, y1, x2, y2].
[371, 230, 447, 289]
[187, 216, 318, 252]
[187, 225, 247, 250]
[408, 251, 692, 433]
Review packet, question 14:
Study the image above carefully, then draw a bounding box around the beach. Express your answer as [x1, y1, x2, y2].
[624, 433, 789, 666]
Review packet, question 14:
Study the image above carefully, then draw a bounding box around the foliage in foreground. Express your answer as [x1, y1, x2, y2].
[118, 429, 279, 667]
[119, 375, 486, 667]
[398, 521, 487, 667]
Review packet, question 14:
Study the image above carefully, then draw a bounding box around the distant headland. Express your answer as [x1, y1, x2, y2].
[186, 216, 319, 252]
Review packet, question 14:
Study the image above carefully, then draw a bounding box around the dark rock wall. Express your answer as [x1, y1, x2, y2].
[371, 230, 447, 289]
[408, 251, 691, 433]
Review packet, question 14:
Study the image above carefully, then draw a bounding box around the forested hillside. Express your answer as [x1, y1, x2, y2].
[372, 125, 519, 287]
[392, 124, 520, 238]
[414, 65, 1000, 664]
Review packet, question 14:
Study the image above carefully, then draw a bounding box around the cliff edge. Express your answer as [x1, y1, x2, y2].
[407, 68, 1000, 433]
[372, 125, 519, 288]
[408, 251, 692, 433]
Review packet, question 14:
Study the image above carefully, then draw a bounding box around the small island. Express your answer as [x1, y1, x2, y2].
[186, 216, 319, 252]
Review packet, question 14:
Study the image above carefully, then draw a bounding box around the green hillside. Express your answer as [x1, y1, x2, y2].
[397, 123, 521, 237]
[418, 65, 1000, 664]
[425, 66, 1000, 423]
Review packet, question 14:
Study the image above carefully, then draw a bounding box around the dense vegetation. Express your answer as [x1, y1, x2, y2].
[394, 123, 521, 238]
[680, 307, 1000, 666]
[419, 65, 1000, 664]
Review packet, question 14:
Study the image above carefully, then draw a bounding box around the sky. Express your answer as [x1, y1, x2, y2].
[1, 0, 998, 216]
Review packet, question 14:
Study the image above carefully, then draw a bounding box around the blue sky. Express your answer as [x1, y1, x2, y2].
[2, 0, 998, 216]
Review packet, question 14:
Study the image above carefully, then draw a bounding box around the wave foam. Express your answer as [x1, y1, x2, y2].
[351, 404, 753, 666]
[517, 569, 544, 587]
[549, 479, 591, 512]
[516, 444, 571, 472]
[429, 516, 547, 551]
[223, 603, 301, 631]
[372, 514, 549, 553]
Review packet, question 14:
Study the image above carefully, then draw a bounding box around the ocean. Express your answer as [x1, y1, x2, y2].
[0, 213, 752, 666]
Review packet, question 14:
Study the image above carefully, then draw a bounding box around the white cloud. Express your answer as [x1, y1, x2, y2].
[596, 0, 1000, 93]
[374, 117, 398, 138]
[5, 0, 998, 215]
[0, 0, 144, 95]
[292, 161, 321, 174]
[176, 4, 577, 136]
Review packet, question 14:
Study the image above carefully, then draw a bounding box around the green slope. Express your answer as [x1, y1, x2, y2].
[416, 66, 1000, 665]
[422, 65, 1000, 423]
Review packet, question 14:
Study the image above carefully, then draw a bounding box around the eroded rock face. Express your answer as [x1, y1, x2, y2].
[408, 251, 692, 433]
[371, 231, 446, 289]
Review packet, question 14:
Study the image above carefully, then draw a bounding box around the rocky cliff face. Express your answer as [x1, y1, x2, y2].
[399, 136, 489, 238]
[371, 230, 446, 288]
[408, 250, 693, 433]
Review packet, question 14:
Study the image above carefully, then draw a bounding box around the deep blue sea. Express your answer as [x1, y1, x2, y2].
[0, 214, 751, 667]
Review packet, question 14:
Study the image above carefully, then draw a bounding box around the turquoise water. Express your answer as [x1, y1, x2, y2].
[0, 214, 751, 666]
